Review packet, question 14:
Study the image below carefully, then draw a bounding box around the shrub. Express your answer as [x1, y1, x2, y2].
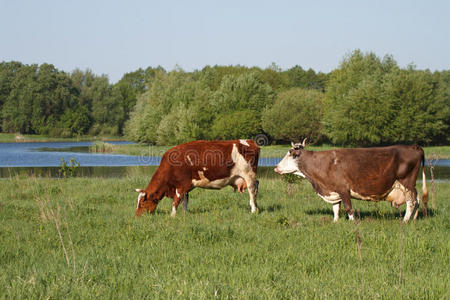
[210, 110, 261, 140]
[262, 88, 324, 142]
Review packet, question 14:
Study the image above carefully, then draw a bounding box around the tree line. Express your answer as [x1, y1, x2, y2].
[1, 50, 448, 145]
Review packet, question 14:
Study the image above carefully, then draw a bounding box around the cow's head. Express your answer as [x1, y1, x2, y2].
[274, 139, 307, 177]
[135, 189, 158, 216]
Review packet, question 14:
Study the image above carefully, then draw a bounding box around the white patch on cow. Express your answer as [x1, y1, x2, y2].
[332, 151, 338, 165]
[350, 190, 376, 201]
[192, 171, 210, 187]
[191, 144, 253, 189]
[275, 151, 305, 178]
[293, 171, 306, 178]
[239, 139, 250, 146]
[403, 190, 418, 222]
[176, 188, 180, 198]
[137, 191, 146, 209]
[189, 143, 258, 213]
[317, 192, 341, 204]
[171, 205, 177, 217]
[203, 167, 207, 171]
[332, 203, 341, 222]
[186, 155, 193, 166]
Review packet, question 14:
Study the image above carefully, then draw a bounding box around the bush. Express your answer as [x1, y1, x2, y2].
[262, 88, 324, 142]
[211, 72, 274, 117]
[210, 110, 261, 140]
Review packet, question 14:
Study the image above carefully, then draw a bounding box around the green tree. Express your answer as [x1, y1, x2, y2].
[383, 68, 449, 144]
[197, 65, 254, 91]
[285, 65, 328, 91]
[324, 50, 448, 145]
[59, 106, 92, 136]
[324, 50, 399, 145]
[125, 69, 212, 143]
[1, 64, 38, 133]
[0, 61, 25, 131]
[211, 110, 262, 140]
[260, 63, 289, 91]
[262, 88, 324, 142]
[211, 72, 274, 116]
[113, 67, 165, 131]
[31, 64, 78, 134]
[156, 104, 203, 145]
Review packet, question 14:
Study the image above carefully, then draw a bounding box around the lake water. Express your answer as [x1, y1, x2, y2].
[0, 141, 448, 179]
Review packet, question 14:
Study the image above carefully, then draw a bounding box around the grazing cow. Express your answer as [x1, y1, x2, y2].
[274, 139, 428, 222]
[135, 140, 260, 216]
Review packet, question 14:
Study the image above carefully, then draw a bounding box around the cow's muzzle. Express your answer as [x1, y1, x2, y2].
[274, 166, 282, 174]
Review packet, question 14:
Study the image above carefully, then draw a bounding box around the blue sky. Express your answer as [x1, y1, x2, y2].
[1, 0, 449, 82]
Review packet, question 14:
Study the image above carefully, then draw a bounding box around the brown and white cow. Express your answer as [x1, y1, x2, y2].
[274, 139, 428, 222]
[135, 139, 260, 216]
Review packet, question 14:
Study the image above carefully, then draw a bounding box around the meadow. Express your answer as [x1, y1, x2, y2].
[0, 133, 122, 143]
[1, 171, 448, 299]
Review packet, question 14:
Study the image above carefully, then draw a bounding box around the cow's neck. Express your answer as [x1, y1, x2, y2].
[297, 150, 327, 194]
[146, 168, 170, 199]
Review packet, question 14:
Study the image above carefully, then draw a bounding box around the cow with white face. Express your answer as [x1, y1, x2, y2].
[274, 139, 428, 222]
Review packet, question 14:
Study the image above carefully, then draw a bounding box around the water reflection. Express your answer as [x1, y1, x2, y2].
[0, 141, 448, 180]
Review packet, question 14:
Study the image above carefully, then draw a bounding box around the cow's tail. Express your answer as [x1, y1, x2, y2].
[421, 153, 429, 216]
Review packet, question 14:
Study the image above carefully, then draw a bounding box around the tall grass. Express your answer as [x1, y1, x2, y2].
[0, 173, 448, 298]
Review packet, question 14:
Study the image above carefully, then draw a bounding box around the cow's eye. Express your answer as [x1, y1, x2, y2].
[292, 154, 298, 159]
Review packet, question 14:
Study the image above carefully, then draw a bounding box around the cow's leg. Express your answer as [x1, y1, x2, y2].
[171, 197, 180, 217]
[243, 174, 258, 213]
[340, 192, 354, 220]
[332, 202, 341, 222]
[254, 180, 259, 198]
[171, 187, 185, 217]
[171, 185, 192, 217]
[412, 189, 420, 220]
[403, 190, 419, 222]
[182, 192, 189, 214]
[248, 183, 258, 213]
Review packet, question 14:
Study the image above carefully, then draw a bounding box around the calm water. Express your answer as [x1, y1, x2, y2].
[0, 142, 448, 179]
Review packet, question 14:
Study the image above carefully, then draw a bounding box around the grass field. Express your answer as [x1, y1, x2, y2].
[94, 142, 450, 159]
[0, 133, 123, 143]
[1, 171, 448, 298]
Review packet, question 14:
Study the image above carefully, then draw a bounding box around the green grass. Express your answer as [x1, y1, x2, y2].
[0, 133, 123, 143]
[0, 172, 448, 299]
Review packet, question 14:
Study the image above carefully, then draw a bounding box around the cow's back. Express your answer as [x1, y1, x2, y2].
[306, 145, 423, 195]
[159, 139, 259, 183]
